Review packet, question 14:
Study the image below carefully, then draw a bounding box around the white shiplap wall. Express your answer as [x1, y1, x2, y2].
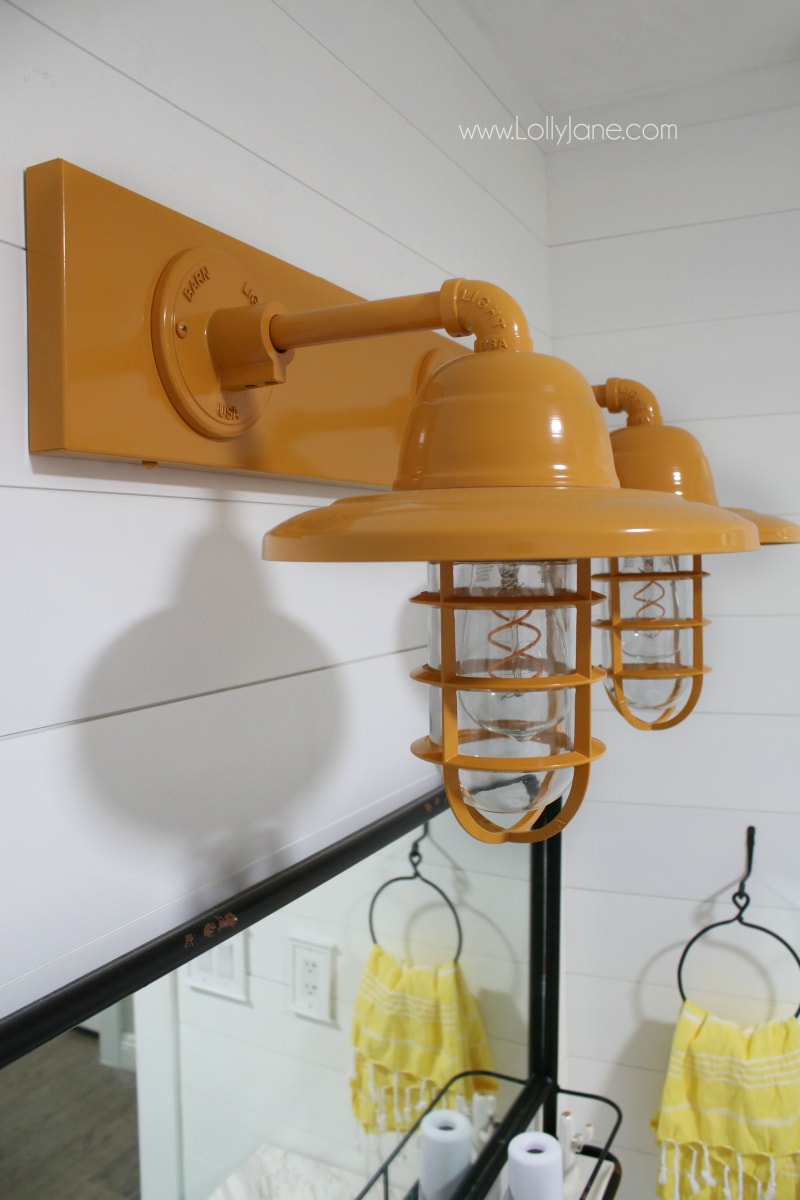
[173, 812, 531, 1199]
[0, 0, 550, 1018]
[6, 4, 798, 1198]
[549, 104, 800, 1199]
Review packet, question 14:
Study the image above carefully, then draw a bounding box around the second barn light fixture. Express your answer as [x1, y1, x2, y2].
[25, 162, 760, 845]
[592, 379, 799, 732]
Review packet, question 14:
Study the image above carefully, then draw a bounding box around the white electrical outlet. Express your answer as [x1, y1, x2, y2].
[288, 937, 335, 1022]
[186, 936, 249, 1003]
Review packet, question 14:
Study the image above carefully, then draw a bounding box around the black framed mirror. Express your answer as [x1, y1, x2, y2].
[1, 786, 561, 1199]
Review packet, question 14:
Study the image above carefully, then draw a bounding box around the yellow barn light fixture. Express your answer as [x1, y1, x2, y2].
[592, 378, 799, 731]
[25, 162, 760, 844]
[256, 310, 757, 844]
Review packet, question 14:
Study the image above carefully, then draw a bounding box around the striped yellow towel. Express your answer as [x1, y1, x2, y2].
[351, 943, 496, 1134]
[652, 1000, 800, 1199]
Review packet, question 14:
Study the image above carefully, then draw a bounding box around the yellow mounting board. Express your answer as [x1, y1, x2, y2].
[25, 160, 465, 486]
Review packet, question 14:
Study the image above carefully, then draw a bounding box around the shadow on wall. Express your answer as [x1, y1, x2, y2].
[77, 498, 343, 897]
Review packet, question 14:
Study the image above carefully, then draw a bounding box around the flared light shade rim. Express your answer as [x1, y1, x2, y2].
[262, 486, 760, 563]
[727, 508, 800, 545]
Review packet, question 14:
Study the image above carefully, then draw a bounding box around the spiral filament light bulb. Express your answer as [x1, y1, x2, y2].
[593, 554, 708, 729]
[410, 559, 604, 840]
[459, 562, 569, 742]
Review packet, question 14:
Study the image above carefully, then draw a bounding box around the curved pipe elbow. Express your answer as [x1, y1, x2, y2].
[593, 377, 662, 426]
[439, 278, 533, 354]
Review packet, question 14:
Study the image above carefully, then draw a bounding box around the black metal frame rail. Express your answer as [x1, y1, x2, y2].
[0, 785, 449, 1069]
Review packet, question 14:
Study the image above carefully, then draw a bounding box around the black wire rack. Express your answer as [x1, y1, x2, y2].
[352, 1069, 622, 1200]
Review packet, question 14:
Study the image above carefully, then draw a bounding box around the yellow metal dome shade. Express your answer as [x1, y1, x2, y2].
[263, 352, 758, 564]
[394, 349, 619, 490]
[610, 422, 718, 504]
[596, 378, 799, 548]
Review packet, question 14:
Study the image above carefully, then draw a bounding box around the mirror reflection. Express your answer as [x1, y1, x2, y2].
[0, 812, 530, 1199]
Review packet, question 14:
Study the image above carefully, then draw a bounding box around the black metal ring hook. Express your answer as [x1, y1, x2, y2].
[677, 826, 800, 1017]
[368, 825, 463, 962]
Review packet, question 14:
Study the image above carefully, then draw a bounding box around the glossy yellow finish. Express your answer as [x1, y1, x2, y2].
[593, 378, 661, 426]
[25, 162, 764, 844]
[262, 486, 758, 562]
[25, 159, 467, 483]
[394, 350, 618, 490]
[592, 376, 797, 734]
[728, 509, 800, 545]
[594, 378, 800, 544]
[610, 423, 718, 504]
[264, 361, 758, 561]
[271, 278, 533, 355]
[414, 560, 603, 844]
[594, 556, 708, 731]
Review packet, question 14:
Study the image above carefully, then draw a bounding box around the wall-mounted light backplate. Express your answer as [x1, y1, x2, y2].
[25, 160, 462, 486]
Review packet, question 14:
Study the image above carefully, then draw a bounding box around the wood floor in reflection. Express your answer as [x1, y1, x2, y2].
[0, 1028, 140, 1199]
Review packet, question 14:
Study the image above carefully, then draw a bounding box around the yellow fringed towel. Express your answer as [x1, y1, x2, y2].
[652, 1000, 800, 1199]
[351, 943, 497, 1134]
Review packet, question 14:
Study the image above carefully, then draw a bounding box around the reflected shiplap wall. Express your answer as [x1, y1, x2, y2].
[168, 814, 529, 1199]
[550, 101, 800, 1198]
[0, 0, 550, 1018]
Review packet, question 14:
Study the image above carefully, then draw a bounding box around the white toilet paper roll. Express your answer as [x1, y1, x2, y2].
[418, 1109, 473, 1200]
[507, 1131, 563, 1200]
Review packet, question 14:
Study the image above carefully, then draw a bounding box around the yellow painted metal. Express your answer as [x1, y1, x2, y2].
[594, 377, 800, 544]
[25, 159, 467, 483]
[264, 359, 758, 561]
[596, 555, 707, 731]
[151, 247, 292, 437]
[590, 376, 798, 730]
[413, 560, 603, 844]
[394, 349, 618, 491]
[728, 509, 800, 545]
[262, 485, 758, 562]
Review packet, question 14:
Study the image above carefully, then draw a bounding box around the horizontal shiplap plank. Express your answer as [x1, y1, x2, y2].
[678, 413, 800, 515]
[6, 2, 551, 331]
[565, 888, 800, 995]
[177, 1029, 365, 1179]
[700, 540, 800, 618]
[589, 709, 800, 813]
[556, 310, 800, 423]
[244, 878, 532, 988]
[592, 611, 800, 718]
[548, 105, 800, 244]
[566, 976, 799, 1075]
[177, 964, 524, 1077]
[698, 614, 800, 713]
[551, 211, 800, 336]
[548, 59, 800, 154]
[0, 486, 430, 734]
[0, 652, 437, 1018]
[563, 802, 800, 908]
[270, 0, 550, 243]
[0, 12, 454, 304]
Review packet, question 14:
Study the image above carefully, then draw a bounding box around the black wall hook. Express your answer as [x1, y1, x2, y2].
[368, 823, 463, 962]
[677, 825, 800, 1016]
